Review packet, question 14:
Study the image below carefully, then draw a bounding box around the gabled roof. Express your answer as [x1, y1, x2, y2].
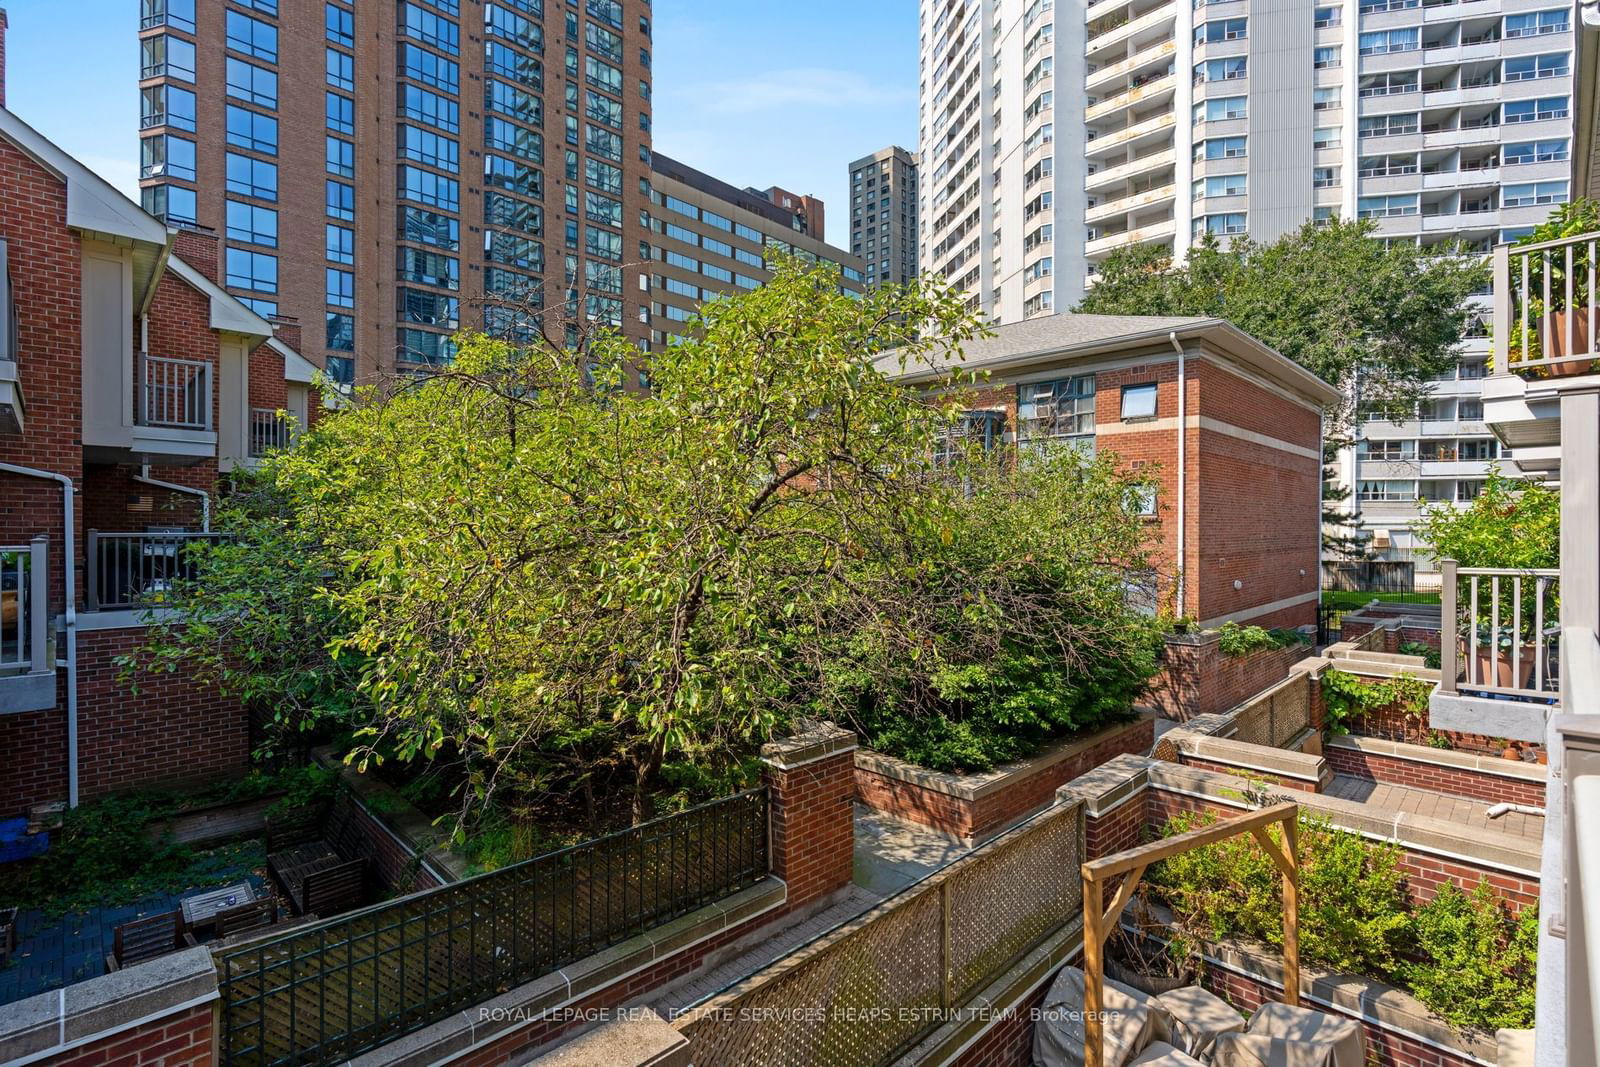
[165, 254, 275, 340]
[881, 313, 1343, 410]
[267, 336, 320, 385]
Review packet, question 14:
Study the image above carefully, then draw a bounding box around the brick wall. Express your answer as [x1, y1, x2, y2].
[1324, 744, 1546, 808]
[332, 786, 448, 895]
[948, 982, 1051, 1067]
[43, 1004, 215, 1067]
[764, 725, 858, 913]
[74, 624, 249, 800]
[0, 697, 66, 815]
[1150, 632, 1312, 721]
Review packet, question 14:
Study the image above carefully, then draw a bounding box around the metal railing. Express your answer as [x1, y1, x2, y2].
[138, 352, 212, 430]
[0, 537, 47, 672]
[1438, 559, 1562, 700]
[1494, 232, 1600, 376]
[248, 408, 290, 457]
[678, 798, 1084, 1066]
[216, 787, 768, 1067]
[85, 530, 228, 611]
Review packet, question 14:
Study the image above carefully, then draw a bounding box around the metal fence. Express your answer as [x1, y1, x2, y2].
[85, 529, 229, 611]
[677, 799, 1085, 1067]
[215, 786, 768, 1067]
[1320, 560, 1419, 595]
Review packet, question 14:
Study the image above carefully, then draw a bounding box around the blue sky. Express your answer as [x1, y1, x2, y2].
[1, 0, 918, 248]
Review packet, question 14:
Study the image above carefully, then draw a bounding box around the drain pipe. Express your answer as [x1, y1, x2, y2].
[0, 462, 78, 807]
[1486, 802, 1546, 819]
[1168, 332, 1187, 616]
[135, 461, 210, 531]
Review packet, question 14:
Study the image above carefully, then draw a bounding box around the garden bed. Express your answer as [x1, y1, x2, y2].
[1150, 626, 1316, 721]
[1324, 735, 1547, 808]
[853, 712, 1155, 842]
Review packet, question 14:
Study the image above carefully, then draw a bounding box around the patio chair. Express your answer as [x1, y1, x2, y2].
[268, 795, 369, 917]
[214, 897, 279, 938]
[105, 910, 195, 971]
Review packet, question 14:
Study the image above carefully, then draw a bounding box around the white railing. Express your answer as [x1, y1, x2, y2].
[1438, 559, 1562, 700]
[249, 408, 290, 457]
[0, 537, 46, 672]
[139, 353, 212, 430]
[1493, 232, 1600, 377]
[85, 530, 228, 611]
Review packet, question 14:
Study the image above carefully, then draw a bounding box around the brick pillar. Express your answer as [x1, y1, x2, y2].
[171, 226, 221, 285]
[761, 722, 857, 914]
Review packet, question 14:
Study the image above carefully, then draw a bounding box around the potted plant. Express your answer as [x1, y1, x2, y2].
[1509, 200, 1600, 377]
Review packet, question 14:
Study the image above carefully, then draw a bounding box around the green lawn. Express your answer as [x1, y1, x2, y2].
[1320, 589, 1441, 612]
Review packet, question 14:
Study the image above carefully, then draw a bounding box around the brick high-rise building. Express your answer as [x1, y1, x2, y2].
[136, 0, 655, 386]
[848, 145, 919, 289]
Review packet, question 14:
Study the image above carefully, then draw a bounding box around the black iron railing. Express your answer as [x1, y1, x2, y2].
[85, 530, 229, 611]
[215, 786, 769, 1067]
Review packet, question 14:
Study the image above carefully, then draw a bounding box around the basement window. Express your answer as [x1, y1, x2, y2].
[1121, 383, 1159, 421]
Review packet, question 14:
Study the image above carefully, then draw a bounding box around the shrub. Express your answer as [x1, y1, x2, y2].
[1406, 881, 1538, 1031]
[1216, 622, 1309, 657]
[1320, 668, 1432, 737]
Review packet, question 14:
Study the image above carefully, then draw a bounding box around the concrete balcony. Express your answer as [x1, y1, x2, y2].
[1086, 39, 1177, 92]
[1085, 74, 1177, 123]
[1086, 148, 1176, 191]
[1086, 183, 1178, 224]
[1085, 112, 1176, 158]
[1086, 2, 1177, 59]
[1086, 217, 1176, 257]
[1423, 126, 1504, 150]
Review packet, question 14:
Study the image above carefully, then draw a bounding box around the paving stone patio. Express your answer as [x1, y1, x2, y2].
[1325, 775, 1545, 841]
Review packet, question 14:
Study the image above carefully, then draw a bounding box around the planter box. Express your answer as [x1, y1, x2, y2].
[147, 793, 284, 848]
[854, 713, 1156, 843]
[1150, 631, 1315, 721]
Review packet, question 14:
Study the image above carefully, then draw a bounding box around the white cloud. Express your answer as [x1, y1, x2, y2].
[688, 67, 915, 115]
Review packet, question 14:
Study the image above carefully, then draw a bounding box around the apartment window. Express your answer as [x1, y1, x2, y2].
[142, 34, 197, 81]
[141, 0, 196, 33]
[1194, 212, 1247, 236]
[589, 0, 624, 30]
[1504, 53, 1570, 82]
[1359, 28, 1418, 56]
[1313, 126, 1342, 149]
[141, 184, 197, 225]
[486, 42, 543, 87]
[702, 236, 732, 258]
[1194, 173, 1246, 197]
[663, 277, 699, 299]
[1195, 136, 1247, 160]
[1313, 166, 1341, 189]
[1459, 400, 1484, 420]
[226, 58, 278, 108]
[585, 55, 624, 95]
[484, 193, 540, 236]
[1506, 9, 1570, 37]
[397, 329, 457, 366]
[1505, 139, 1569, 165]
[584, 124, 622, 162]
[485, 232, 543, 270]
[485, 4, 541, 50]
[586, 20, 624, 61]
[586, 227, 623, 261]
[140, 134, 196, 181]
[398, 247, 460, 290]
[326, 312, 355, 352]
[486, 80, 541, 125]
[586, 90, 623, 129]
[402, 207, 461, 249]
[326, 267, 355, 307]
[400, 288, 460, 329]
[142, 84, 197, 132]
[734, 273, 761, 290]
[486, 117, 542, 162]
[1313, 46, 1341, 69]
[1313, 6, 1341, 27]
[399, 166, 460, 211]
[1121, 383, 1158, 420]
[1358, 194, 1420, 218]
[326, 92, 355, 134]
[401, 85, 460, 134]
[226, 201, 278, 247]
[1505, 181, 1569, 207]
[1313, 86, 1341, 111]
[1193, 96, 1247, 124]
[1359, 480, 1414, 502]
[1193, 57, 1247, 83]
[1358, 439, 1415, 460]
[226, 11, 278, 61]
[226, 248, 278, 293]
[1018, 376, 1095, 443]
[226, 105, 277, 154]
[326, 223, 354, 264]
[1195, 17, 1247, 44]
[1360, 71, 1419, 97]
[1505, 96, 1569, 123]
[1359, 113, 1419, 137]
[400, 2, 460, 54]
[225, 153, 277, 200]
[326, 136, 355, 178]
[326, 179, 355, 220]
[326, 48, 354, 90]
[484, 155, 541, 197]
[399, 125, 459, 171]
[326, 3, 355, 47]
[734, 247, 763, 268]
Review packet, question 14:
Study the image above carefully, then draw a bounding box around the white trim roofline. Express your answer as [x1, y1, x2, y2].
[164, 254, 275, 340]
[267, 336, 320, 385]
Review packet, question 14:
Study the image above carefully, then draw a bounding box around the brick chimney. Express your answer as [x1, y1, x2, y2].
[171, 225, 220, 286]
[1, 9, 10, 110]
[268, 315, 302, 354]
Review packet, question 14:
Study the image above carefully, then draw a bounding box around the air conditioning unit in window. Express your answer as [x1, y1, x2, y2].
[1371, 529, 1392, 548]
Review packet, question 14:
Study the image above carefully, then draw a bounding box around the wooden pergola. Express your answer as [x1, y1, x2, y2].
[1080, 801, 1302, 1067]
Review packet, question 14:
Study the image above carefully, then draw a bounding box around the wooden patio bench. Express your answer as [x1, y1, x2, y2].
[106, 910, 195, 971]
[214, 897, 280, 938]
[268, 796, 369, 917]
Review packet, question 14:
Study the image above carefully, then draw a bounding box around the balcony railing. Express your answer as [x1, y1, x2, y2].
[1494, 231, 1600, 377]
[139, 353, 212, 430]
[1, 538, 47, 673]
[249, 408, 290, 457]
[86, 530, 228, 611]
[1438, 560, 1562, 701]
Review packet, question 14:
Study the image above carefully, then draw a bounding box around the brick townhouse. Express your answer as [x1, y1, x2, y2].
[0, 102, 321, 816]
[888, 314, 1343, 630]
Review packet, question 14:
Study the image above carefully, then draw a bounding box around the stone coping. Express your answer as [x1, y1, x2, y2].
[1170, 733, 1330, 786]
[346, 879, 787, 1067]
[854, 712, 1155, 802]
[1123, 901, 1498, 1064]
[760, 722, 858, 771]
[0, 946, 219, 1065]
[1328, 734, 1548, 784]
[312, 744, 466, 882]
[1323, 656, 1440, 683]
[526, 1008, 688, 1066]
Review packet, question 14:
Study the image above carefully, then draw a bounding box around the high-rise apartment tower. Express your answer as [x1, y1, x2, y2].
[848, 145, 919, 288]
[137, 0, 655, 386]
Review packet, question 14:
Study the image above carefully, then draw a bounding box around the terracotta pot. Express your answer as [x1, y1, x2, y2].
[1546, 310, 1599, 376]
[1469, 645, 1536, 689]
[1502, 745, 1521, 761]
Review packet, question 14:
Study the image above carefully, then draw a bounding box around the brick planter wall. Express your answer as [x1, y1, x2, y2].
[1325, 736, 1547, 808]
[43, 1004, 215, 1067]
[1150, 631, 1314, 721]
[854, 715, 1154, 843]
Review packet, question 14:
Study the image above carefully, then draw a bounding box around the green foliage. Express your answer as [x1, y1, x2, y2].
[1405, 881, 1538, 1030]
[1507, 200, 1600, 373]
[1077, 219, 1488, 435]
[1147, 815, 1537, 1031]
[1416, 466, 1560, 572]
[1216, 622, 1309, 657]
[1320, 668, 1432, 736]
[1398, 641, 1442, 670]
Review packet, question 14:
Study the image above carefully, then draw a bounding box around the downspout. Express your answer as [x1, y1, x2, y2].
[1169, 332, 1187, 618]
[136, 461, 210, 531]
[0, 462, 78, 807]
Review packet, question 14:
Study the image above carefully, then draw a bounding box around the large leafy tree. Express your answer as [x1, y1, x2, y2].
[142, 261, 1162, 828]
[1078, 219, 1489, 434]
